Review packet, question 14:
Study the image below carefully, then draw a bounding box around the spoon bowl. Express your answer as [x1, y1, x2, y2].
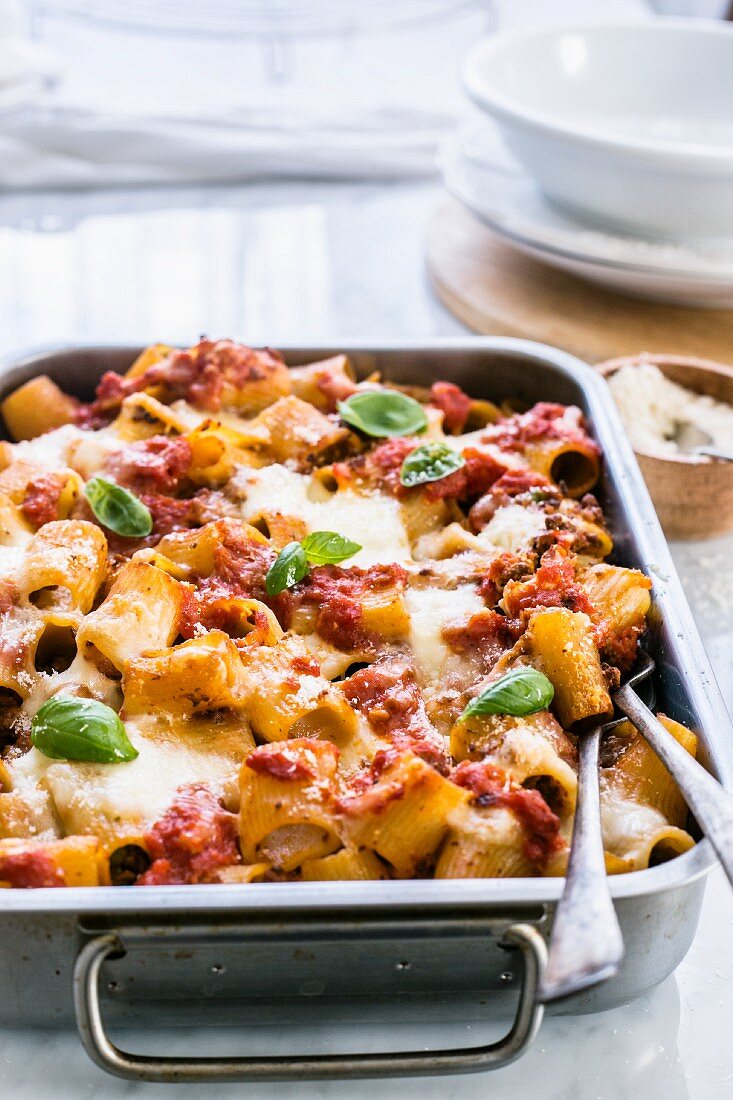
[673, 419, 733, 461]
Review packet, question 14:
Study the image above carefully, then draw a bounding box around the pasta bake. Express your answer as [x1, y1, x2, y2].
[0, 340, 697, 887]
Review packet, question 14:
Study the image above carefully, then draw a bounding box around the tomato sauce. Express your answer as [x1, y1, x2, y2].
[143, 493, 196, 534]
[315, 369, 358, 412]
[21, 473, 66, 529]
[453, 761, 563, 867]
[138, 784, 241, 886]
[335, 749, 408, 816]
[78, 339, 286, 424]
[334, 440, 504, 505]
[442, 609, 520, 667]
[93, 492, 199, 557]
[596, 622, 644, 672]
[483, 402, 601, 457]
[0, 580, 17, 616]
[0, 849, 64, 888]
[246, 748, 314, 782]
[469, 469, 553, 531]
[178, 525, 277, 638]
[429, 381, 472, 435]
[332, 437, 416, 496]
[105, 435, 192, 495]
[478, 551, 534, 605]
[342, 659, 449, 772]
[423, 447, 505, 503]
[291, 653, 321, 675]
[245, 739, 339, 782]
[502, 546, 594, 618]
[282, 563, 408, 653]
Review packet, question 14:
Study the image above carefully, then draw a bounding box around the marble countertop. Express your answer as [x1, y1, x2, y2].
[0, 180, 731, 1099]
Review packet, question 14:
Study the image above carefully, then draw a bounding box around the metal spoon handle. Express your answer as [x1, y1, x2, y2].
[537, 726, 624, 1003]
[695, 445, 733, 462]
[615, 685, 733, 890]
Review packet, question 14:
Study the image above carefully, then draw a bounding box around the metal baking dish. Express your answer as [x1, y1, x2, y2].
[0, 338, 729, 1084]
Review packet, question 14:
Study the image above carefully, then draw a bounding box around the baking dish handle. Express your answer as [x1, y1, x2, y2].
[73, 923, 546, 1083]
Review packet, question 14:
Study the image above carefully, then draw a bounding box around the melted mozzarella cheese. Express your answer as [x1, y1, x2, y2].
[20, 653, 119, 720]
[600, 787, 669, 861]
[9, 726, 237, 841]
[12, 425, 86, 469]
[477, 504, 547, 553]
[0, 545, 28, 588]
[406, 584, 485, 680]
[65, 428, 125, 480]
[10, 423, 122, 481]
[234, 464, 411, 567]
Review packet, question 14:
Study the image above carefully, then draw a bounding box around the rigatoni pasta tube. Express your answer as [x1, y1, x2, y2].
[251, 395, 349, 467]
[337, 753, 468, 878]
[435, 805, 535, 879]
[238, 739, 341, 871]
[581, 564, 652, 653]
[300, 846, 387, 881]
[21, 520, 108, 613]
[154, 519, 269, 579]
[77, 560, 184, 673]
[605, 715, 697, 829]
[526, 608, 612, 728]
[0, 836, 100, 887]
[522, 438, 600, 498]
[0, 612, 44, 699]
[123, 630, 247, 717]
[288, 354, 355, 410]
[450, 710, 578, 817]
[239, 640, 359, 745]
[0, 491, 32, 546]
[0, 376, 78, 441]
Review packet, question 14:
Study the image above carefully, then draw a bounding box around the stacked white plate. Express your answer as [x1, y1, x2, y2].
[441, 119, 733, 308]
[448, 21, 733, 308]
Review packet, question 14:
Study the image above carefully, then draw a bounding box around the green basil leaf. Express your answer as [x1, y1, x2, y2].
[265, 541, 309, 596]
[31, 696, 138, 764]
[337, 390, 428, 438]
[460, 667, 554, 721]
[84, 476, 153, 538]
[301, 530, 361, 565]
[400, 441, 466, 488]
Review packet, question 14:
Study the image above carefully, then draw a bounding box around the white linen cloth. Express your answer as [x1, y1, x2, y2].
[0, 0, 651, 190]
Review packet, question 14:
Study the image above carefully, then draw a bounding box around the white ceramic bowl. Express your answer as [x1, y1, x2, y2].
[462, 20, 733, 241]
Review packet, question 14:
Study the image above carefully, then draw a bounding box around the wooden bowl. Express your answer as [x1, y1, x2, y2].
[597, 353, 733, 541]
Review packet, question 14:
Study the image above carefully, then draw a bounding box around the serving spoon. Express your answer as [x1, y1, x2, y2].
[536, 660, 655, 1004]
[539, 653, 733, 1003]
[672, 420, 733, 462]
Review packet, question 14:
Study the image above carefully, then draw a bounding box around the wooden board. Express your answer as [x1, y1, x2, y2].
[427, 199, 733, 364]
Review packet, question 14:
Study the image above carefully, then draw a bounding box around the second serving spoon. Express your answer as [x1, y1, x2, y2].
[540, 652, 733, 1004]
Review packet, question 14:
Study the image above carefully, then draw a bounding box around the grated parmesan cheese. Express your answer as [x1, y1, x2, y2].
[608, 363, 733, 458]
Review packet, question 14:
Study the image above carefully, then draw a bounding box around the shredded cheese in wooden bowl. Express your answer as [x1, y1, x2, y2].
[608, 362, 733, 459]
[599, 353, 733, 539]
